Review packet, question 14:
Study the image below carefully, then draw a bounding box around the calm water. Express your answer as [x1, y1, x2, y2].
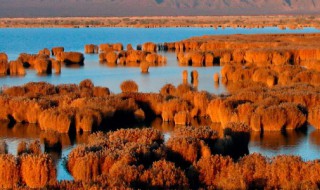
[0, 27, 320, 180]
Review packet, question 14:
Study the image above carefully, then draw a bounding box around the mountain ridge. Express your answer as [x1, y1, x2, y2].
[0, 0, 319, 17]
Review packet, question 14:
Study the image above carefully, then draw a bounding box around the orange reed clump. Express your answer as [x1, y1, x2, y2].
[120, 80, 139, 93]
[20, 154, 56, 188]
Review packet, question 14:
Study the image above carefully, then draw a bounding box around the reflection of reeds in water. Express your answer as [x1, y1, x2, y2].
[0, 121, 89, 151]
[309, 128, 320, 146]
[250, 130, 307, 150]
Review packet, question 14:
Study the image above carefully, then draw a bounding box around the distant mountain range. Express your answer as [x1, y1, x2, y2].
[0, 0, 319, 17]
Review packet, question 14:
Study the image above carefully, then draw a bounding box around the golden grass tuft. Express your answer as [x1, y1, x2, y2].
[0, 154, 20, 189]
[140, 160, 189, 188]
[120, 80, 139, 93]
[20, 154, 56, 188]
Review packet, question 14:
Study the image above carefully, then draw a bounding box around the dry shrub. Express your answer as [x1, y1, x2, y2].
[34, 57, 52, 74]
[105, 51, 118, 63]
[220, 52, 232, 64]
[79, 79, 94, 89]
[0, 52, 8, 62]
[167, 137, 211, 164]
[140, 61, 149, 73]
[0, 54, 8, 75]
[161, 98, 189, 122]
[244, 49, 272, 64]
[127, 44, 133, 51]
[93, 86, 110, 97]
[215, 163, 248, 190]
[0, 154, 20, 189]
[9, 60, 25, 76]
[112, 43, 123, 51]
[308, 106, 320, 129]
[51, 47, 64, 56]
[189, 52, 204, 66]
[266, 155, 304, 189]
[57, 52, 84, 66]
[120, 80, 138, 93]
[279, 103, 307, 130]
[85, 44, 99, 54]
[172, 126, 218, 147]
[205, 52, 214, 66]
[0, 140, 7, 154]
[142, 42, 157, 53]
[87, 131, 109, 146]
[50, 58, 61, 74]
[75, 108, 102, 133]
[160, 83, 176, 96]
[174, 111, 191, 125]
[108, 128, 163, 145]
[206, 98, 223, 123]
[175, 83, 195, 97]
[140, 160, 189, 189]
[38, 108, 75, 133]
[38, 48, 51, 56]
[239, 153, 268, 189]
[193, 155, 233, 186]
[259, 105, 287, 131]
[126, 50, 146, 63]
[68, 145, 103, 182]
[107, 162, 141, 187]
[20, 154, 56, 188]
[24, 81, 57, 96]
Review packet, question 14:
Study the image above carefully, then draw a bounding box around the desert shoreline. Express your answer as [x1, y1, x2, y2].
[1, 15, 320, 29]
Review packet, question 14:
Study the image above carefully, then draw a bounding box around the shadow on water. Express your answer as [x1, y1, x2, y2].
[1, 118, 320, 181]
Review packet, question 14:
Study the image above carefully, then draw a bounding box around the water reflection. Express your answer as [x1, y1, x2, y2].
[151, 119, 320, 161]
[0, 121, 89, 181]
[249, 126, 320, 161]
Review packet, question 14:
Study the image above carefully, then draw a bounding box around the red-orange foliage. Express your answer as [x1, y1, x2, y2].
[140, 160, 189, 188]
[167, 137, 211, 164]
[160, 83, 176, 96]
[193, 155, 233, 187]
[20, 154, 56, 188]
[0, 154, 20, 189]
[108, 128, 163, 145]
[84, 44, 99, 54]
[51, 47, 64, 56]
[9, 60, 25, 75]
[39, 108, 75, 133]
[142, 42, 157, 53]
[120, 80, 139, 93]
